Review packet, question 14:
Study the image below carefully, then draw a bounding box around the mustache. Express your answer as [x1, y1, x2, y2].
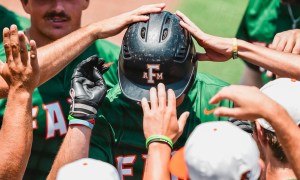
[44, 11, 71, 20]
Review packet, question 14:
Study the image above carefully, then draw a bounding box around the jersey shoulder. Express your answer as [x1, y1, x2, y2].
[194, 73, 230, 87]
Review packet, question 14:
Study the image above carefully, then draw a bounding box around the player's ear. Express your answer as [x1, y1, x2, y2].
[20, 0, 31, 14]
[82, 0, 90, 10]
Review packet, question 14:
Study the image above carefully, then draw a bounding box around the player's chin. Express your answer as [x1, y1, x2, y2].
[44, 28, 74, 40]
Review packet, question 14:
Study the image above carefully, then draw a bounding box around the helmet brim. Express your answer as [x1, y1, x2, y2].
[118, 65, 196, 102]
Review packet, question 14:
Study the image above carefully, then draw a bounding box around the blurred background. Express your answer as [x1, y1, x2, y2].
[0, 0, 248, 84]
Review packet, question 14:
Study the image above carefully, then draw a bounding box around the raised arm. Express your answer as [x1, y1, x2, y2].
[209, 85, 300, 179]
[142, 83, 189, 180]
[47, 56, 108, 180]
[176, 11, 300, 80]
[0, 3, 166, 98]
[0, 29, 39, 179]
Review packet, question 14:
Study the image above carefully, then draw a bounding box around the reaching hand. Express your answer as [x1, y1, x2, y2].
[176, 11, 233, 62]
[269, 29, 300, 54]
[95, 3, 166, 39]
[1, 25, 39, 93]
[69, 55, 108, 119]
[209, 85, 278, 120]
[141, 83, 189, 143]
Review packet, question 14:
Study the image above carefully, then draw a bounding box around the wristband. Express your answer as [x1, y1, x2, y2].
[232, 38, 238, 59]
[146, 135, 173, 150]
[68, 115, 95, 129]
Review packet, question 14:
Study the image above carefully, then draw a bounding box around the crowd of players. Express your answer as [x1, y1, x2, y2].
[1, 0, 300, 179]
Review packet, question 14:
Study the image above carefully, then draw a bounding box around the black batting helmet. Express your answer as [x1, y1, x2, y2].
[118, 11, 197, 101]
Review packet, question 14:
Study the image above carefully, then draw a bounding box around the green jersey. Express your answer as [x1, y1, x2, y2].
[237, 0, 300, 80]
[0, 40, 120, 179]
[0, 6, 30, 42]
[91, 73, 233, 180]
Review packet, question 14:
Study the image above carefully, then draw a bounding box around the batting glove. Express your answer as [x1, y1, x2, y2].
[69, 55, 108, 123]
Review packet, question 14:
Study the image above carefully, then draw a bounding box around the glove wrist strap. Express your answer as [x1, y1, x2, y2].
[70, 102, 97, 117]
[68, 115, 95, 129]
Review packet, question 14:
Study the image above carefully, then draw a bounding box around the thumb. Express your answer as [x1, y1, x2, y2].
[178, 112, 189, 133]
[214, 107, 238, 118]
[196, 52, 211, 61]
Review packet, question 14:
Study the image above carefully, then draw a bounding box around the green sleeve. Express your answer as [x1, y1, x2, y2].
[0, 6, 30, 42]
[62, 40, 120, 91]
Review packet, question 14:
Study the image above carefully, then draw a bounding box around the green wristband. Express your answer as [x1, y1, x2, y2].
[146, 135, 173, 150]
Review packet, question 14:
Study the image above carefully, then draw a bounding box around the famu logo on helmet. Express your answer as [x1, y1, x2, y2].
[142, 64, 164, 84]
[118, 11, 197, 102]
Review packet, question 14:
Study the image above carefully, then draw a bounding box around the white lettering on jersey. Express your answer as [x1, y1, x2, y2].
[143, 64, 163, 84]
[43, 101, 67, 139]
[32, 106, 38, 129]
[116, 155, 136, 180]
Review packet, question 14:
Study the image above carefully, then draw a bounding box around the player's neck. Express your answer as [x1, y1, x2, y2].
[264, 152, 296, 180]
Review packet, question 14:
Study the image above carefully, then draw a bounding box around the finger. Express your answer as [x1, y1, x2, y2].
[136, 3, 166, 14]
[167, 89, 176, 112]
[196, 52, 211, 61]
[176, 11, 199, 31]
[292, 40, 300, 54]
[269, 35, 280, 50]
[10, 25, 21, 64]
[100, 66, 109, 74]
[209, 86, 234, 104]
[213, 107, 239, 117]
[283, 37, 296, 53]
[29, 40, 37, 67]
[157, 83, 166, 111]
[275, 37, 287, 52]
[179, 20, 198, 37]
[3, 27, 13, 64]
[149, 87, 158, 109]
[178, 112, 189, 133]
[141, 97, 150, 113]
[18, 31, 28, 65]
[130, 15, 149, 23]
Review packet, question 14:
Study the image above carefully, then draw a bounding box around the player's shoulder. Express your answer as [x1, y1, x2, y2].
[94, 39, 120, 51]
[194, 73, 230, 87]
[104, 84, 138, 108]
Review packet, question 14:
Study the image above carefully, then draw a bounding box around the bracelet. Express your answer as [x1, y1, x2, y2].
[68, 115, 95, 129]
[232, 38, 238, 59]
[146, 135, 173, 150]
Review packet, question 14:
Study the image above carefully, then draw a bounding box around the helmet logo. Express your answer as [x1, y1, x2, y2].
[143, 64, 163, 84]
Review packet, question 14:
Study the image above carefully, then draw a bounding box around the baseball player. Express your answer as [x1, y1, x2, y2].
[47, 11, 233, 179]
[0, 2, 165, 179]
[238, 0, 300, 87]
[95, 12, 233, 179]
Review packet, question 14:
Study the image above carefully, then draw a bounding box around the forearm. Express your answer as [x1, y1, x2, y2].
[38, 24, 99, 85]
[0, 89, 33, 179]
[265, 104, 300, 178]
[47, 126, 92, 180]
[143, 143, 171, 180]
[238, 40, 300, 79]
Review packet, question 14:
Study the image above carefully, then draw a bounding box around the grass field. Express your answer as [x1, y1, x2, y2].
[178, 0, 249, 84]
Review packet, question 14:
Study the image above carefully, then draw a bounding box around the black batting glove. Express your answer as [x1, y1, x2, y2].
[69, 55, 109, 120]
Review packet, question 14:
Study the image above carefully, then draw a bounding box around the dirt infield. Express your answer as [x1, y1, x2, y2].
[0, 0, 179, 45]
